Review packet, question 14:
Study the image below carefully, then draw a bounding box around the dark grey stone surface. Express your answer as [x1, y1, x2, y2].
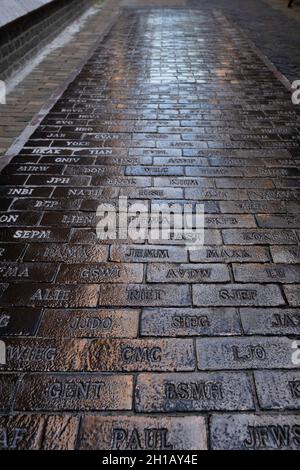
[240, 308, 300, 335]
[147, 263, 230, 283]
[193, 284, 285, 307]
[196, 336, 298, 370]
[135, 372, 255, 411]
[188, 0, 300, 82]
[141, 307, 241, 336]
[0, 2, 300, 449]
[210, 414, 300, 450]
[255, 370, 300, 410]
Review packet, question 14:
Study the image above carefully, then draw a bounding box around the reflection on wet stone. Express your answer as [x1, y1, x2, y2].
[0, 4, 299, 449]
[141, 307, 241, 337]
[0, 415, 79, 450]
[79, 416, 207, 450]
[135, 372, 255, 412]
[38, 309, 139, 338]
[0, 338, 88, 371]
[211, 415, 300, 450]
[15, 374, 133, 411]
[87, 339, 195, 372]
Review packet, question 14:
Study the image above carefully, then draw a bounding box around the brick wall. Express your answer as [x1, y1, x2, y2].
[0, 0, 94, 80]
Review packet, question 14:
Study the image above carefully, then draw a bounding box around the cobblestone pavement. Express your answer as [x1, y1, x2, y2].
[0, 5, 300, 450]
[188, 0, 300, 83]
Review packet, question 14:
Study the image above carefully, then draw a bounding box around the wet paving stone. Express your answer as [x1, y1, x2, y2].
[256, 214, 300, 229]
[216, 178, 274, 189]
[0, 228, 70, 243]
[98, 284, 191, 307]
[0, 415, 79, 450]
[284, 285, 300, 307]
[11, 198, 82, 211]
[0, 284, 8, 298]
[0, 176, 28, 186]
[147, 263, 230, 283]
[154, 177, 213, 188]
[37, 309, 139, 338]
[210, 414, 300, 450]
[2, 164, 65, 175]
[57, 263, 143, 284]
[0, 186, 54, 198]
[154, 157, 209, 166]
[0, 199, 13, 211]
[126, 166, 184, 176]
[0, 375, 19, 411]
[92, 175, 151, 187]
[222, 229, 298, 245]
[87, 339, 195, 372]
[63, 165, 124, 177]
[193, 283, 285, 307]
[154, 199, 220, 214]
[80, 198, 149, 212]
[150, 229, 222, 246]
[140, 307, 241, 337]
[119, 187, 183, 199]
[185, 188, 248, 200]
[78, 415, 207, 450]
[1, 4, 300, 449]
[0, 284, 99, 308]
[0, 212, 41, 226]
[254, 370, 300, 410]
[41, 212, 99, 227]
[15, 374, 133, 411]
[233, 263, 300, 283]
[248, 189, 300, 201]
[190, 245, 269, 263]
[69, 228, 144, 245]
[135, 372, 254, 412]
[0, 244, 26, 262]
[23, 243, 109, 263]
[270, 246, 300, 264]
[196, 336, 297, 370]
[39, 156, 97, 165]
[219, 200, 296, 214]
[27, 175, 91, 186]
[110, 244, 188, 263]
[53, 186, 118, 199]
[0, 338, 88, 371]
[204, 214, 256, 228]
[240, 308, 300, 335]
[0, 308, 42, 336]
[0, 263, 58, 282]
[185, 166, 244, 177]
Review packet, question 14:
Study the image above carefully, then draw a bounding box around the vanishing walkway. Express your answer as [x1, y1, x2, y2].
[0, 5, 300, 450]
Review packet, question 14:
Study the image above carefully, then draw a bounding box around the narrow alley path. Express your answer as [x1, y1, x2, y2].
[0, 6, 300, 450]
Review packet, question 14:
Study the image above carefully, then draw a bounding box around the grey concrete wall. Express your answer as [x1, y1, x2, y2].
[0, 0, 54, 28]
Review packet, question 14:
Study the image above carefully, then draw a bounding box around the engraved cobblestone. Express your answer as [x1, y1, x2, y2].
[240, 308, 300, 335]
[0, 415, 79, 450]
[254, 370, 300, 410]
[0, 1, 300, 450]
[15, 374, 133, 411]
[79, 415, 207, 450]
[38, 308, 139, 338]
[141, 307, 241, 336]
[210, 414, 300, 450]
[135, 372, 255, 412]
[87, 339, 195, 372]
[197, 337, 297, 370]
[193, 283, 285, 307]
